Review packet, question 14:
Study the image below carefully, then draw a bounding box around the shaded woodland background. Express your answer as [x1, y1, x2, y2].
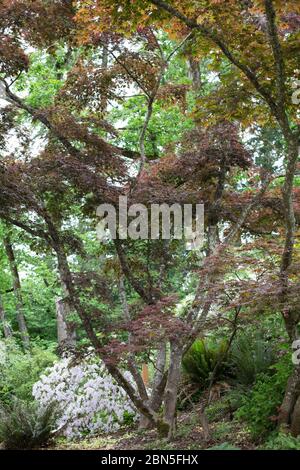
[0, 0, 300, 450]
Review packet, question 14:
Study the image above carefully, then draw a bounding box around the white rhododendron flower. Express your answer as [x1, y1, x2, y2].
[32, 355, 137, 438]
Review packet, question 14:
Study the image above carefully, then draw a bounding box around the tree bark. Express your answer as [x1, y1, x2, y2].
[3, 235, 30, 349]
[162, 340, 183, 440]
[56, 297, 76, 351]
[150, 342, 167, 410]
[139, 341, 167, 429]
[0, 293, 12, 338]
[187, 57, 201, 92]
[278, 367, 300, 430]
[291, 394, 300, 437]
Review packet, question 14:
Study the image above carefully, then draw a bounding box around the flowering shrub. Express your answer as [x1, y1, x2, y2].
[32, 355, 137, 438]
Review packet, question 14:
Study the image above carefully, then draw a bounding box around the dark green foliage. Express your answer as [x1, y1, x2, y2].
[0, 340, 57, 405]
[235, 354, 293, 439]
[182, 338, 229, 387]
[230, 331, 276, 385]
[0, 399, 56, 449]
[263, 432, 300, 450]
[122, 411, 136, 426]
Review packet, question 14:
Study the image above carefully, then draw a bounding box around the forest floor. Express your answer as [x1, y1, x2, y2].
[50, 404, 256, 451]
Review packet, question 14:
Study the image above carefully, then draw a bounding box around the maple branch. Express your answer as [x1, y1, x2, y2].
[114, 239, 154, 304]
[97, 40, 151, 98]
[281, 146, 299, 268]
[137, 93, 156, 178]
[149, 0, 279, 118]
[166, 31, 194, 62]
[1, 79, 87, 156]
[0, 79, 153, 163]
[0, 213, 51, 243]
[262, 3, 299, 324]
[198, 305, 241, 438]
[264, 0, 289, 134]
[136, 30, 193, 179]
[184, 177, 271, 344]
[224, 180, 271, 245]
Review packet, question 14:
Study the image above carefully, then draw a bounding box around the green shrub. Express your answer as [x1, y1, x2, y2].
[235, 354, 292, 439]
[182, 339, 229, 387]
[122, 411, 136, 426]
[263, 432, 300, 450]
[0, 399, 56, 449]
[0, 339, 57, 405]
[230, 331, 275, 386]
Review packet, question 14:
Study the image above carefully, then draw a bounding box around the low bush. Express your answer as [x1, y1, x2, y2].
[0, 399, 56, 449]
[235, 353, 292, 439]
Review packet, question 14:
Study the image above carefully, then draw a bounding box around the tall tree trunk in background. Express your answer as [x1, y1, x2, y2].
[101, 44, 109, 114]
[187, 57, 201, 92]
[3, 236, 30, 349]
[56, 297, 76, 352]
[0, 293, 12, 339]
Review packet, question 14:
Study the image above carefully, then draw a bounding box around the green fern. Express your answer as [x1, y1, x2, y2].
[182, 339, 229, 387]
[230, 332, 275, 386]
[0, 399, 56, 449]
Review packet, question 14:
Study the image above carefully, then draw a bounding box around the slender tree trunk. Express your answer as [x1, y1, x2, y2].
[150, 342, 167, 410]
[139, 341, 167, 429]
[187, 57, 201, 92]
[56, 297, 76, 351]
[3, 235, 30, 349]
[0, 293, 12, 338]
[162, 340, 183, 440]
